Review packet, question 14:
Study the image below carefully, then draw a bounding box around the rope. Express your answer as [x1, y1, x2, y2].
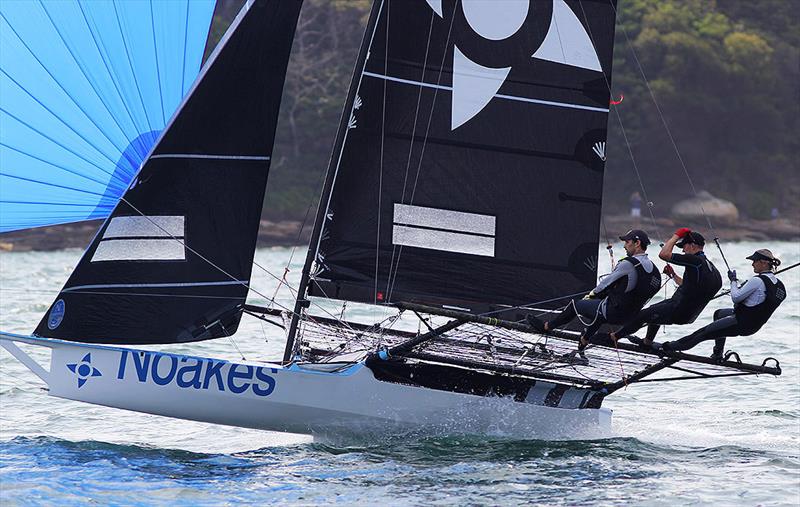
[481, 290, 590, 318]
[118, 199, 353, 331]
[601, 217, 616, 270]
[606, 0, 715, 235]
[603, 0, 734, 266]
[575, 2, 662, 241]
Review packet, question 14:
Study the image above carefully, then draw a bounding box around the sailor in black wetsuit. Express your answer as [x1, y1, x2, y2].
[609, 228, 722, 348]
[662, 249, 786, 360]
[528, 229, 661, 352]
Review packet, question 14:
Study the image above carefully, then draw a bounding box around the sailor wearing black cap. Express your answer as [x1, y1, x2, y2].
[528, 229, 661, 351]
[662, 249, 786, 360]
[609, 227, 722, 348]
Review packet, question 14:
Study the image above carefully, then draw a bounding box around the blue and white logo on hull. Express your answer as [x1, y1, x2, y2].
[67, 353, 102, 388]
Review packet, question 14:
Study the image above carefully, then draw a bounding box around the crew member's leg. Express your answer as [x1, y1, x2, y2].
[709, 308, 735, 356]
[612, 300, 676, 345]
[571, 299, 605, 349]
[527, 298, 589, 332]
[663, 308, 739, 357]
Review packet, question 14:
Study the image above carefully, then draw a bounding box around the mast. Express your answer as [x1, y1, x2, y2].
[284, 0, 386, 363]
[286, 0, 620, 360]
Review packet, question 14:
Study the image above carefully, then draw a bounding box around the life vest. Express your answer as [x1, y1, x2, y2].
[604, 256, 662, 323]
[673, 253, 722, 322]
[734, 274, 786, 335]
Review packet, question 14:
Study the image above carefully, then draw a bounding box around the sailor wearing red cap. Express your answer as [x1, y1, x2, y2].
[609, 227, 722, 348]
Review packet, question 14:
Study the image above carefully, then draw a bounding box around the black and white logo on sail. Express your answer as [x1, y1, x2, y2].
[425, 0, 605, 129]
[392, 204, 495, 257]
[91, 216, 186, 262]
[592, 141, 606, 161]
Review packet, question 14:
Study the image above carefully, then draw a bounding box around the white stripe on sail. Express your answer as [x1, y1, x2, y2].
[91, 239, 185, 261]
[394, 204, 495, 235]
[362, 71, 609, 113]
[392, 225, 495, 257]
[103, 216, 184, 239]
[63, 280, 247, 292]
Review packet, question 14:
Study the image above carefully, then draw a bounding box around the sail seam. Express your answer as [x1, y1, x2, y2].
[362, 71, 609, 113]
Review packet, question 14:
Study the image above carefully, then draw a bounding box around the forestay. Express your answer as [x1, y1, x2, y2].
[33, 0, 303, 345]
[305, 0, 618, 315]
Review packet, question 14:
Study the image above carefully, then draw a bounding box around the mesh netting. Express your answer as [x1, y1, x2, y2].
[293, 314, 774, 389]
[295, 315, 662, 387]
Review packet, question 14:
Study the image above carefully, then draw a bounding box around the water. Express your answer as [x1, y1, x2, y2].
[1, 242, 798, 505]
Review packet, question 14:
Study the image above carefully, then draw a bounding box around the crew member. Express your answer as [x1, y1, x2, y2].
[528, 230, 661, 352]
[609, 228, 722, 348]
[662, 249, 786, 360]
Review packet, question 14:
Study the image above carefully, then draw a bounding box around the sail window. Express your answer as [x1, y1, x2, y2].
[102, 216, 184, 239]
[392, 204, 495, 257]
[91, 239, 185, 262]
[90, 215, 185, 262]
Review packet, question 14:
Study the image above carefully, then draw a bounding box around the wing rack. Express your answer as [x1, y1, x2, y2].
[295, 311, 781, 395]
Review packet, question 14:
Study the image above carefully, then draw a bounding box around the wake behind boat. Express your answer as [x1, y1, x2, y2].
[0, 0, 784, 440]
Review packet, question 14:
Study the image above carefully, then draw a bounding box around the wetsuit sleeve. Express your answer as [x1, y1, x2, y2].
[669, 253, 702, 267]
[730, 276, 764, 304]
[595, 260, 634, 293]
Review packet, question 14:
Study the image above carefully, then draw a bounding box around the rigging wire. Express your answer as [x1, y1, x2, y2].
[571, 2, 662, 241]
[374, 0, 391, 306]
[385, 0, 460, 302]
[602, 0, 732, 265]
[606, 0, 715, 235]
[384, 6, 437, 302]
[117, 198, 350, 328]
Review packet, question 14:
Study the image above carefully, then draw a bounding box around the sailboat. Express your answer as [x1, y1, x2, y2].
[0, 0, 781, 440]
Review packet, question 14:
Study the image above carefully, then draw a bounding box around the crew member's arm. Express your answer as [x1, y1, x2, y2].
[664, 265, 684, 286]
[729, 276, 764, 304]
[662, 228, 697, 286]
[659, 227, 690, 261]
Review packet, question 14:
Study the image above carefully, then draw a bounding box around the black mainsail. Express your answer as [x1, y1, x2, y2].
[34, 0, 303, 344]
[299, 0, 618, 325]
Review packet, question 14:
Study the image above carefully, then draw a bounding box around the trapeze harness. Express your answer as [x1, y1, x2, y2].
[734, 274, 787, 335]
[671, 252, 723, 322]
[602, 256, 662, 324]
[665, 273, 787, 354]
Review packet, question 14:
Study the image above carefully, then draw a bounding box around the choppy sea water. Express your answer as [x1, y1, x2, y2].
[1, 241, 798, 506]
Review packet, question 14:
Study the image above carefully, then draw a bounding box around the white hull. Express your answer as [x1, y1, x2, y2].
[1, 332, 611, 440]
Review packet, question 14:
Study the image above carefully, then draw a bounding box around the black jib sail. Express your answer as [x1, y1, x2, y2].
[34, 0, 303, 344]
[303, 0, 618, 317]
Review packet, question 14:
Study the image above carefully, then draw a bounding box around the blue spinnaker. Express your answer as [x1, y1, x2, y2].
[0, 0, 215, 232]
